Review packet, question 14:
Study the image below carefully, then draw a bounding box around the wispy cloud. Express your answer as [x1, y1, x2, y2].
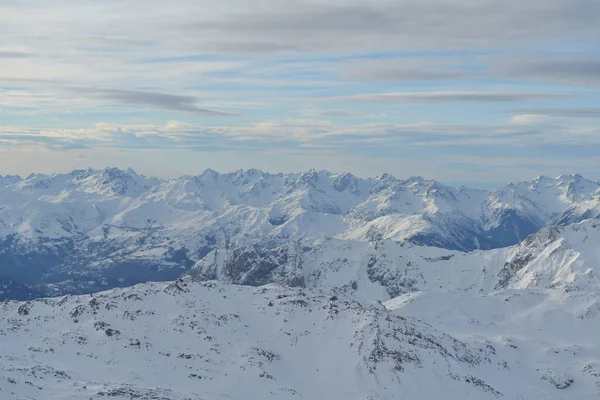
[297, 109, 384, 118]
[343, 68, 468, 82]
[183, 0, 600, 53]
[340, 58, 472, 82]
[62, 87, 236, 115]
[2, 115, 599, 153]
[322, 91, 576, 104]
[0, 50, 33, 58]
[514, 108, 600, 118]
[499, 59, 600, 86]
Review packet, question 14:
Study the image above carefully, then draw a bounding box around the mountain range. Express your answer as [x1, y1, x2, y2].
[0, 167, 598, 297]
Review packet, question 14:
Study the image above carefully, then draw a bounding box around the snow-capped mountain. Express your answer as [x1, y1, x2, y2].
[2, 279, 598, 399]
[0, 167, 599, 296]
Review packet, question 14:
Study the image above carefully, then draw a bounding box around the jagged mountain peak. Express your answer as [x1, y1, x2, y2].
[73, 167, 157, 197]
[557, 173, 586, 181]
[332, 172, 360, 195]
[0, 174, 23, 187]
[18, 173, 52, 189]
[403, 175, 429, 184]
[199, 168, 220, 181]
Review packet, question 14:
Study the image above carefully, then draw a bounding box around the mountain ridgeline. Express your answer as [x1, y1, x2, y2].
[0, 167, 599, 298]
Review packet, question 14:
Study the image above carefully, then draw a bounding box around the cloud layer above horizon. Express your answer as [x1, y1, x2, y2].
[1, 0, 599, 185]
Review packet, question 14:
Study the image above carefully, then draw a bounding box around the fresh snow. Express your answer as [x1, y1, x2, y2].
[2, 279, 598, 399]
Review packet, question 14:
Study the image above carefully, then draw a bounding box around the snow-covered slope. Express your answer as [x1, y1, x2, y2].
[188, 219, 600, 301]
[1, 279, 593, 400]
[385, 288, 600, 396]
[0, 168, 599, 296]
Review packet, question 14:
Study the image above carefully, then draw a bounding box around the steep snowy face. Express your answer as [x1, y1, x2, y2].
[0, 168, 599, 297]
[495, 219, 600, 291]
[480, 175, 600, 246]
[188, 220, 600, 301]
[0, 279, 572, 400]
[0, 175, 22, 188]
[75, 167, 159, 197]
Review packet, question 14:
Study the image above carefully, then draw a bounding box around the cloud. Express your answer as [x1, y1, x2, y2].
[62, 87, 236, 115]
[499, 59, 600, 86]
[4, 0, 600, 59]
[333, 55, 600, 87]
[340, 58, 472, 82]
[323, 91, 575, 104]
[343, 68, 467, 82]
[186, 0, 600, 53]
[297, 109, 384, 118]
[509, 114, 557, 125]
[0, 50, 33, 58]
[2, 115, 599, 154]
[515, 108, 600, 118]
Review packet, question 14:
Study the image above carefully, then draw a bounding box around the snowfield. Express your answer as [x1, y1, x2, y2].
[2, 279, 599, 399]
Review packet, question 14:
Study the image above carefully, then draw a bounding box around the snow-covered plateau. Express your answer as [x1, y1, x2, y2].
[1, 168, 600, 398]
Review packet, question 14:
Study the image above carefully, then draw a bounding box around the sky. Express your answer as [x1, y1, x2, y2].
[1, 0, 599, 186]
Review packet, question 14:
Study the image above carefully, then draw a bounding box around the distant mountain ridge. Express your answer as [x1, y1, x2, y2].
[0, 167, 598, 297]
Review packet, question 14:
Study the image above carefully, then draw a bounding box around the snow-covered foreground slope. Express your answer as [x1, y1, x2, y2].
[385, 288, 600, 396]
[2, 279, 596, 400]
[1, 168, 599, 297]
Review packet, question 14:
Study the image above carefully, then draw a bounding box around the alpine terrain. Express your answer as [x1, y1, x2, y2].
[1, 168, 600, 399]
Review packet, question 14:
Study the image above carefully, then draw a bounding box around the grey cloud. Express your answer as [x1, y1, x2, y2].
[198, 41, 302, 54]
[323, 91, 574, 104]
[183, 0, 600, 53]
[64, 87, 235, 116]
[342, 67, 468, 82]
[500, 60, 600, 86]
[6, 0, 600, 57]
[340, 57, 600, 87]
[298, 109, 380, 118]
[0, 51, 33, 58]
[340, 58, 472, 82]
[75, 35, 153, 48]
